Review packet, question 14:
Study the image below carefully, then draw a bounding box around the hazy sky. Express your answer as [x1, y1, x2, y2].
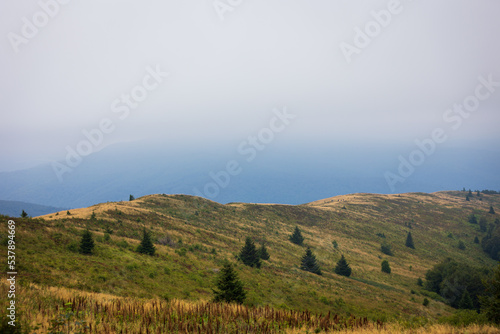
[1, 0, 499, 172]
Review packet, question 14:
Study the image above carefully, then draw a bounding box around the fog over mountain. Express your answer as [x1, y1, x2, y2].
[1, 1, 499, 208]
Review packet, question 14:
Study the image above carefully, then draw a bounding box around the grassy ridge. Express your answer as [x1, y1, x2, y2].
[1, 191, 499, 323]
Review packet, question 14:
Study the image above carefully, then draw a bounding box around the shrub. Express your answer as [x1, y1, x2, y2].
[381, 242, 393, 256]
[381, 260, 391, 274]
[423, 298, 429, 307]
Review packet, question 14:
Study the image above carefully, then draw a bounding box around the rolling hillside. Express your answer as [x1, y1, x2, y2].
[1, 190, 499, 329]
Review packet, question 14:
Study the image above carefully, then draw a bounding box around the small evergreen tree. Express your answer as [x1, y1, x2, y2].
[381, 260, 391, 274]
[334, 254, 352, 277]
[79, 229, 95, 255]
[423, 298, 430, 307]
[67, 210, 71, 215]
[458, 240, 466, 250]
[466, 195, 470, 201]
[458, 289, 474, 310]
[20, 210, 28, 218]
[417, 277, 423, 286]
[129, 194, 135, 201]
[289, 226, 305, 246]
[474, 236, 480, 244]
[490, 206, 496, 214]
[137, 228, 156, 256]
[468, 189, 473, 197]
[239, 237, 261, 268]
[405, 231, 415, 249]
[212, 262, 246, 304]
[477, 190, 481, 197]
[90, 211, 96, 220]
[300, 247, 321, 275]
[257, 243, 270, 260]
[332, 240, 338, 249]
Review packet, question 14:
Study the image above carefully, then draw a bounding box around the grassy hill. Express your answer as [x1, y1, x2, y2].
[1, 190, 499, 331]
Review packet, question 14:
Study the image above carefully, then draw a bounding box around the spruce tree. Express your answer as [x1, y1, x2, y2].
[129, 194, 135, 201]
[258, 243, 270, 260]
[466, 195, 470, 201]
[137, 228, 156, 256]
[20, 210, 28, 218]
[289, 226, 305, 246]
[79, 229, 95, 255]
[405, 231, 415, 249]
[381, 260, 391, 274]
[458, 289, 474, 310]
[239, 237, 261, 268]
[300, 247, 322, 275]
[334, 254, 352, 277]
[212, 262, 246, 304]
[490, 206, 496, 214]
[474, 236, 480, 244]
[468, 189, 473, 197]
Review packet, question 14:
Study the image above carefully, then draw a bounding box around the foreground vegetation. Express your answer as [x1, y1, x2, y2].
[1, 283, 498, 334]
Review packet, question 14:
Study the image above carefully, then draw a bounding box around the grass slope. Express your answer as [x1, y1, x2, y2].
[1, 191, 499, 323]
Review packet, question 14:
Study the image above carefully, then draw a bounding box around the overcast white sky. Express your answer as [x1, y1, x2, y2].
[1, 0, 499, 171]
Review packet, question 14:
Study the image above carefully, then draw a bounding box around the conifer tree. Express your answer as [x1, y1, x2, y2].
[334, 254, 352, 277]
[239, 237, 261, 268]
[212, 262, 246, 304]
[490, 206, 496, 214]
[300, 247, 322, 275]
[405, 231, 415, 249]
[458, 289, 474, 310]
[289, 226, 305, 246]
[468, 189, 473, 197]
[258, 243, 270, 260]
[20, 210, 28, 218]
[474, 236, 480, 244]
[79, 229, 95, 255]
[137, 228, 156, 256]
[129, 194, 135, 201]
[381, 260, 391, 273]
[466, 195, 470, 201]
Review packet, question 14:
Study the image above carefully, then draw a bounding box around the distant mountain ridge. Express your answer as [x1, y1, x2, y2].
[0, 199, 65, 217]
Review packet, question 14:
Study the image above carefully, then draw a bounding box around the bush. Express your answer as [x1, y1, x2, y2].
[423, 298, 429, 307]
[439, 310, 487, 327]
[381, 260, 391, 274]
[380, 242, 393, 256]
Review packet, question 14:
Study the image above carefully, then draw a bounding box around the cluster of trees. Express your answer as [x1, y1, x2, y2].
[424, 259, 500, 324]
[468, 212, 500, 260]
[424, 258, 485, 310]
